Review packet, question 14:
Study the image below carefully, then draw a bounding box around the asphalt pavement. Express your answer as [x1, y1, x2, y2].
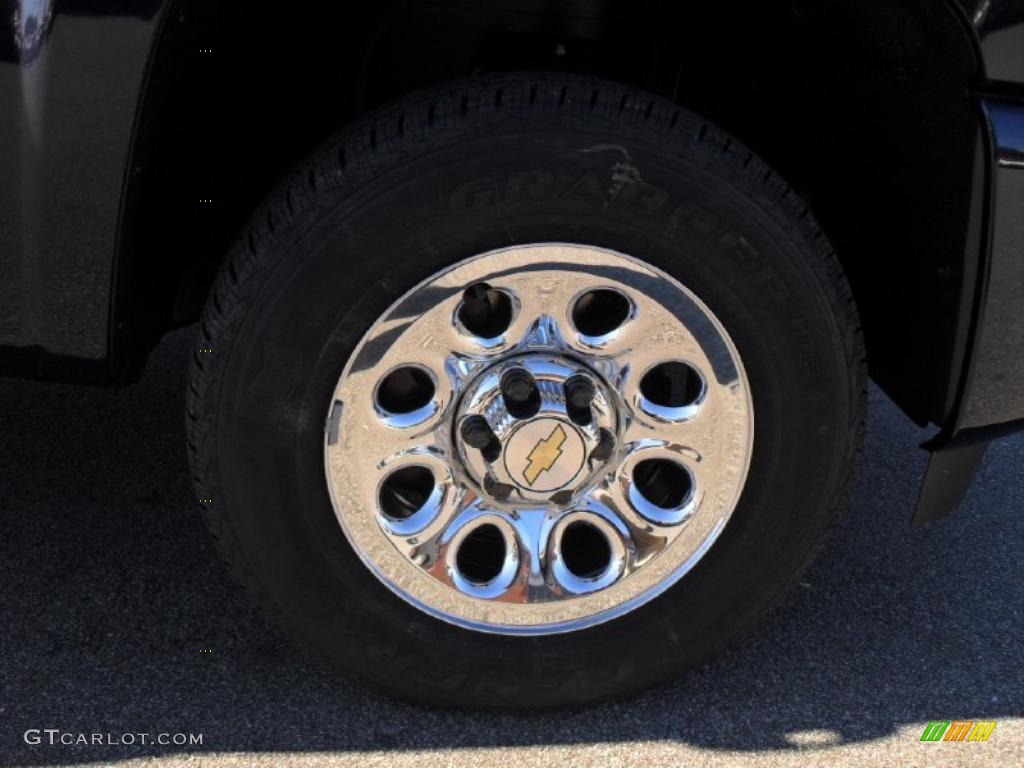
[0, 327, 1021, 768]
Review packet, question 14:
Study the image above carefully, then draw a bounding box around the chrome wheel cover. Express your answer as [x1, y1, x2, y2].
[324, 244, 754, 634]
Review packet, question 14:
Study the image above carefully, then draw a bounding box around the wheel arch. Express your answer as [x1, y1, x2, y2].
[114, 0, 983, 429]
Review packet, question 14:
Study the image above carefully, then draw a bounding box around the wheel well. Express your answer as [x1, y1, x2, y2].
[115, 0, 983, 426]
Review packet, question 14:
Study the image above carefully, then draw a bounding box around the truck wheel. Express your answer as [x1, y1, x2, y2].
[186, 73, 865, 708]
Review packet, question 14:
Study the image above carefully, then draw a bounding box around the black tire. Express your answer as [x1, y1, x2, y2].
[186, 73, 865, 708]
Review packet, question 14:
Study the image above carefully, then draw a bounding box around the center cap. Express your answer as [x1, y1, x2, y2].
[504, 417, 587, 492]
[454, 353, 619, 505]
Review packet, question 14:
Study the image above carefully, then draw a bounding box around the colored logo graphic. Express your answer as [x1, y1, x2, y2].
[920, 721, 996, 742]
[524, 423, 567, 485]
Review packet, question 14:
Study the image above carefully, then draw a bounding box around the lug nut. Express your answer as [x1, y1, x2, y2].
[501, 367, 540, 418]
[461, 415, 502, 462]
[461, 282, 492, 323]
[459, 281, 514, 339]
[590, 428, 616, 463]
[550, 489, 574, 506]
[484, 473, 513, 501]
[464, 281, 491, 304]
[564, 374, 596, 425]
[502, 368, 535, 404]
[460, 415, 494, 449]
[564, 374, 595, 409]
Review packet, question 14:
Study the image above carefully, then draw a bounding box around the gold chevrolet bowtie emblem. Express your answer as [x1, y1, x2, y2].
[523, 424, 567, 485]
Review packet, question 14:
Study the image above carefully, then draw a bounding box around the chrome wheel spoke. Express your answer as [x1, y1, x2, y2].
[623, 412, 717, 480]
[590, 475, 666, 539]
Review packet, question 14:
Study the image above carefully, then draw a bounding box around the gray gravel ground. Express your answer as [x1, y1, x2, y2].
[1, 327, 1021, 768]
